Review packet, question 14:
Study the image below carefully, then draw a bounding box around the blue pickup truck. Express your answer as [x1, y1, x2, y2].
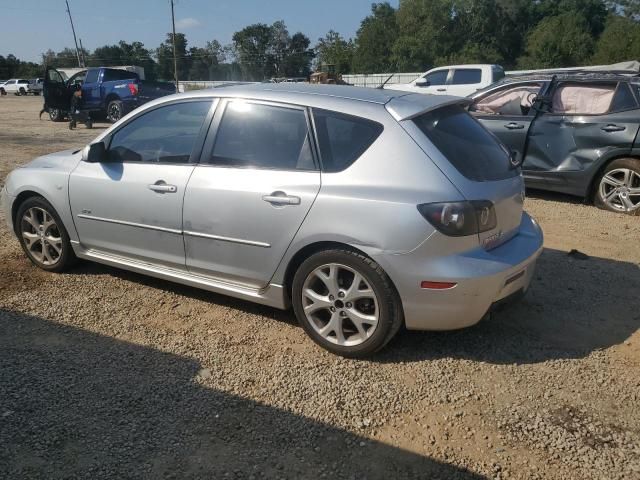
[43, 66, 176, 123]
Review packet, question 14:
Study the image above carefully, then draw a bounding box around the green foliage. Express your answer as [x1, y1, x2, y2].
[0, 55, 41, 79]
[315, 31, 355, 75]
[518, 13, 595, 68]
[352, 2, 398, 73]
[592, 14, 640, 64]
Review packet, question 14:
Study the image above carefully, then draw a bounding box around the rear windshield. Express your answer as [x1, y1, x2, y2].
[413, 105, 517, 182]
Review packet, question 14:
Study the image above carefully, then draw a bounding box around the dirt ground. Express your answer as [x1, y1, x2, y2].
[1, 96, 639, 479]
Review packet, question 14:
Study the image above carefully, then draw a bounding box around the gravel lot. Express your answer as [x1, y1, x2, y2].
[1, 96, 639, 479]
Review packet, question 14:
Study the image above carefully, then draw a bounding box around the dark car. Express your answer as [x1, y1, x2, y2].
[469, 72, 640, 215]
[43, 66, 175, 124]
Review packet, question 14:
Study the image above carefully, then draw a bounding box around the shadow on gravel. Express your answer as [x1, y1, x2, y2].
[65, 247, 640, 366]
[525, 188, 585, 206]
[0, 309, 485, 480]
[377, 248, 640, 365]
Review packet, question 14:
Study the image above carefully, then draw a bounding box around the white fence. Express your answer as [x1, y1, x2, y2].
[341, 73, 422, 88]
[178, 81, 243, 92]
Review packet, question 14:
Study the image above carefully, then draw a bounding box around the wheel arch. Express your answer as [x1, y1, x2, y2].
[11, 190, 46, 232]
[104, 93, 121, 105]
[281, 241, 404, 317]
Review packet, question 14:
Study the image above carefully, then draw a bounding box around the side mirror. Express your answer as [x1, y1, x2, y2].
[82, 141, 107, 163]
[415, 79, 430, 87]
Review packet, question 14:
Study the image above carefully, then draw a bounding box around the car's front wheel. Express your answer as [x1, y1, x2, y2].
[106, 100, 124, 123]
[594, 158, 640, 215]
[0, 88, 6, 95]
[292, 249, 403, 358]
[49, 108, 64, 122]
[15, 197, 77, 272]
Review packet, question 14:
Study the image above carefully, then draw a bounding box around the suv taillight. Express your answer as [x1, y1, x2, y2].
[417, 201, 497, 237]
[128, 83, 138, 95]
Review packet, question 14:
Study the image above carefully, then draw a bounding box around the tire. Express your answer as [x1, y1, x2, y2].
[49, 108, 65, 122]
[106, 100, 124, 123]
[0, 88, 6, 95]
[15, 196, 78, 273]
[19, 87, 26, 95]
[291, 248, 403, 358]
[594, 158, 640, 215]
[34, 91, 41, 96]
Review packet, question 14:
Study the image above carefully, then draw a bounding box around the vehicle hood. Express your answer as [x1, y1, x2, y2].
[20, 148, 82, 173]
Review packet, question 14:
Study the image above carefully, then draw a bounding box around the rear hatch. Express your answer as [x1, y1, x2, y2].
[390, 97, 523, 249]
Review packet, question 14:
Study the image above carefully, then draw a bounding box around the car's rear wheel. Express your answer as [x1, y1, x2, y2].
[18, 87, 26, 95]
[15, 197, 77, 272]
[292, 249, 403, 358]
[594, 158, 640, 215]
[49, 108, 64, 122]
[106, 100, 124, 123]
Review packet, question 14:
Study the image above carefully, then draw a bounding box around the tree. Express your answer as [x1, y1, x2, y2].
[281, 32, 314, 77]
[232, 23, 273, 80]
[352, 2, 398, 73]
[157, 33, 189, 81]
[315, 31, 355, 75]
[518, 12, 595, 68]
[592, 14, 640, 63]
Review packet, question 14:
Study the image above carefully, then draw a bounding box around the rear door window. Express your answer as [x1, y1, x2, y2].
[208, 101, 315, 171]
[84, 69, 99, 84]
[312, 109, 383, 172]
[451, 69, 482, 85]
[551, 83, 616, 115]
[413, 105, 517, 181]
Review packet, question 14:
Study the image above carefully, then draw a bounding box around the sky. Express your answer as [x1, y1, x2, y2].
[0, 0, 400, 62]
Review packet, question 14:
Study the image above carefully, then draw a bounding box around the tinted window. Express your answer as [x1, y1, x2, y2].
[209, 101, 314, 170]
[108, 101, 210, 163]
[103, 69, 137, 82]
[492, 66, 505, 83]
[424, 70, 448, 86]
[451, 69, 482, 85]
[413, 105, 517, 182]
[313, 109, 383, 172]
[84, 69, 99, 84]
[610, 83, 637, 111]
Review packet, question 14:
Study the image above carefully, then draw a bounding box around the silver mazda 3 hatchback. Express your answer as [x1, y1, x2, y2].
[2, 84, 543, 357]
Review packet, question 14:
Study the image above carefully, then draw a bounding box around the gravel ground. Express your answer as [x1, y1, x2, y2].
[1, 96, 639, 480]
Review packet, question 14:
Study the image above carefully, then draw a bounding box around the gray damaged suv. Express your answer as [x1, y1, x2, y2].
[2, 84, 543, 357]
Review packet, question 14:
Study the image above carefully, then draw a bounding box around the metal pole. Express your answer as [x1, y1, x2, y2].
[170, 0, 179, 92]
[79, 38, 87, 67]
[65, 0, 83, 67]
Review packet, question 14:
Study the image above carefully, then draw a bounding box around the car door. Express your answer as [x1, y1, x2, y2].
[414, 69, 450, 94]
[69, 99, 214, 268]
[81, 69, 101, 110]
[183, 99, 321, 288]
[471, 82, 544, 166]
[523, 81, 640, 187]
[43, 67, 71, 110]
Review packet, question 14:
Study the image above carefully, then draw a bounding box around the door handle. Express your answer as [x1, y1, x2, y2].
[437, 88, 447, 92]
[505, 122, 525, 130]
[262, 192, 301, 206]
[148, 182, 177, 193]
[601, 124, 626, 132]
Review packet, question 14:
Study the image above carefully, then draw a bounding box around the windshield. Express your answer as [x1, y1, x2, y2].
[413, 105, 517, 182]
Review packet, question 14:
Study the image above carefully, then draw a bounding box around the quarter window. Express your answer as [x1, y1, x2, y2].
[609, 83, 637, 112]
[313, 109, 383, 172]
[451, 69, 482, 85]
[108, 101, 211, 163]
[208, 101, 315, 171]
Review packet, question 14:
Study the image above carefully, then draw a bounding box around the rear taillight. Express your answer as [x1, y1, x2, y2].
[417, 201, 496, 237]
[127, 83, 138, 95]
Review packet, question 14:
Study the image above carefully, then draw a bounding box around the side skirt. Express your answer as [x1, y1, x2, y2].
[71, 242, 288, 310]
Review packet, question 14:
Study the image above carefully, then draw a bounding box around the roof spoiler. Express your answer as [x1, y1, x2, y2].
[385, 94, 473, 122]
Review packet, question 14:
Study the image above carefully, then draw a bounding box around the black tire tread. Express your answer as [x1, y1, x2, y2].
[292, 248, 403, 358]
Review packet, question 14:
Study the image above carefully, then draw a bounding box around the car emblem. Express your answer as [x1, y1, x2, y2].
[483, 231, 504, 249]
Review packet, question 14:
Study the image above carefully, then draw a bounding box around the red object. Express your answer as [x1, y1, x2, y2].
[128, 83, 139, 95]
[420, 281, 457, 290]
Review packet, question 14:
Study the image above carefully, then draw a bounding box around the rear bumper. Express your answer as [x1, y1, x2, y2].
[372, 212, 543, 331]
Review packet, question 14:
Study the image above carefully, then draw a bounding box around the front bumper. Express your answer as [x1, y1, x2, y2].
[372, 212, 543, 331]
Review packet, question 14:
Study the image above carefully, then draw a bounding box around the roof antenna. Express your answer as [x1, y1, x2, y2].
[377, 73, 394, 89]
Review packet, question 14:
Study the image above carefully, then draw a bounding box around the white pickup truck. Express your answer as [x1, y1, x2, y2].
[384, 64, 505, 97]
[0, 79, 31, 95]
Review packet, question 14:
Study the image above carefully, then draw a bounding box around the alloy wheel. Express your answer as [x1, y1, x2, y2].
[301, 263, 379, 347]
[599, 168, 640, 213]
[20, 207, 63, 266]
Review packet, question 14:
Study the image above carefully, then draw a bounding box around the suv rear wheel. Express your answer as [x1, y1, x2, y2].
[292, 248, 403, 358]
[15, 197, 77, 272]
[595, 158, 640, 215]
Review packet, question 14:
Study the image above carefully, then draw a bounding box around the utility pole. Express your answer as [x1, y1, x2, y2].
[79, 38, 87, 67]
[65, 0, 83, 68]
[170, 0, 179, 92]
